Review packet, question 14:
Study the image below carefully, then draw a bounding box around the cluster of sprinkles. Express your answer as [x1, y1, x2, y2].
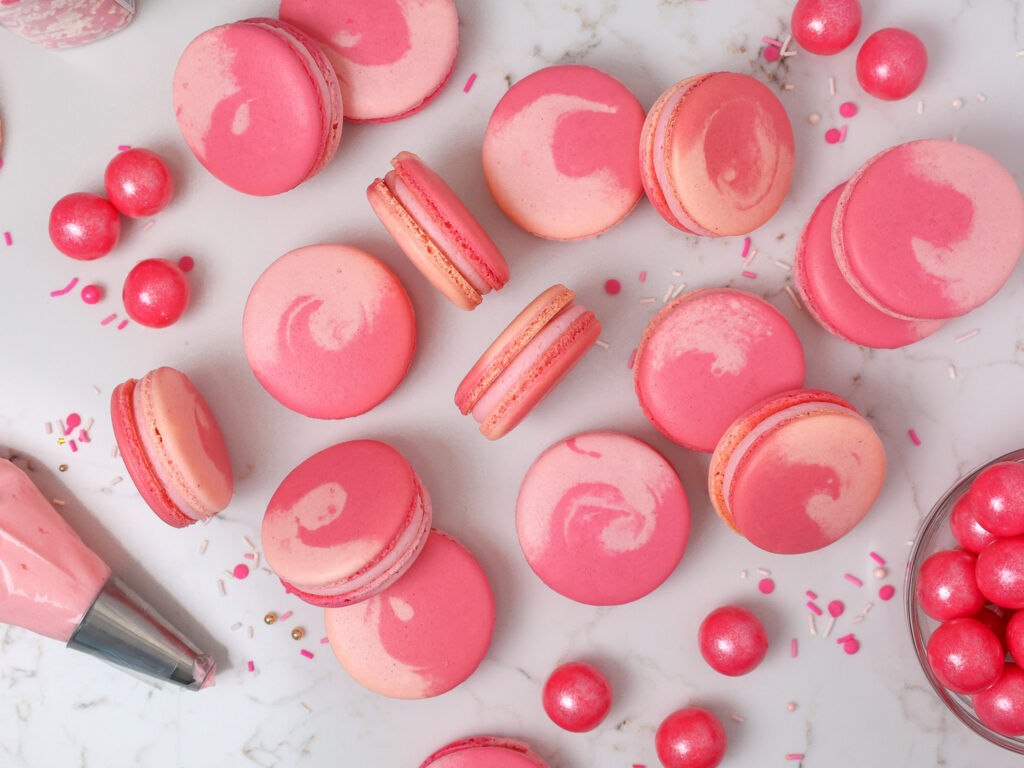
[762, 34, 798, 63]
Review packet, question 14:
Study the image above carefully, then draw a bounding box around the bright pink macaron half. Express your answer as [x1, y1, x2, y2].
[261, 440, 432, 607]
[420, 737, 552, 768]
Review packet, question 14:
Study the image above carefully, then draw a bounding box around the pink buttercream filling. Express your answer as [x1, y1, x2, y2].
[652, 83, 714, 237]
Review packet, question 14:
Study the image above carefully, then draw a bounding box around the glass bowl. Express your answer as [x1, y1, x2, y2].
[905, 447, 1024, 754]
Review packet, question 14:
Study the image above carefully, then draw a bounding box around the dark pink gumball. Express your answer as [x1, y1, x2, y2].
[974, 606, 1010, 652]
[915, 549, 985, 621]
[977, 537, 1024, 610]
[926, 617, 1004, 695]
[1007, 611, 1024, 665]
[856, 28, 928, 101]
[122, 258, 190, 328]
[698, 606, 769, 676]
[969, 462, 1024, 537]
[791, 0, 862, 56]
[655, 708, 727, 768]
[49, 192, 121, 260]
[104, 148, 174, 218]
[973, 663, 1024, 737]
[542, 661, 613, 733]
[950, 494, 999, 554]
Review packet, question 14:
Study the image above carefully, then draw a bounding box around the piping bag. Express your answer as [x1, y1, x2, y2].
[0, 458, 214, 690]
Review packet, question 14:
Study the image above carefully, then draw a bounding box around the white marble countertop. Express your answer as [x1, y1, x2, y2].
[2, 0, 1024, 766]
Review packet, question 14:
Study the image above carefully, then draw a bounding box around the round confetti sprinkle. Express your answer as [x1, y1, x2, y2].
[291, 627, 305, 641]
[66, 413, 82, 431]
[825, 128, 842, 144]
[178, 255, 195, 272]
[828, 600, 845, 617]
[873, 567, 888, 580]
[843, 638, 861, 655]
[264, 612, 277, 625]
[786, 702, 797, 712]
[878, 584, 896, 601]
[808, 112, 822, 125]
[233, 564, 250, 580]
[764, 45, 781, 62]
[604, 279, 621, 295]
[839, 101, 858, 118]
[758, 578, 776, 594]
[81, 284, 102, 304]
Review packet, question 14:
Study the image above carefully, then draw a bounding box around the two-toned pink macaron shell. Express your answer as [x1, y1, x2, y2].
[641, 72, 795, 236]
[483, 64, 646, 240]
[173, 18, 343, 196]
[280, 0, 459, 122]
[261, 440, 432, 607]
[420, 737, 552, 768]
[516, 430, 690, 605]
[242, 244, 416, 420]
[111, 367, 234, 528]
[634, 288, 805, 453]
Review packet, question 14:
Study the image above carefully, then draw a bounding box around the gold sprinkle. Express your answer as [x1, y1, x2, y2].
[264, 612, 277, 625]
[58, 464, 68, 472]
[52, 498, 65, 506]
[291, 627, 305, 641]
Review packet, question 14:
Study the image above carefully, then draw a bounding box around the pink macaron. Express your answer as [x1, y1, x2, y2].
[640, 72, 794, 236]
[173, 17, 343, 196]
[261, 440, 432, 608]
[633, 288, 805, 453]
[708, 389, 886, 554]
[279, 0, 458, 123]
[795, 184, 945, 348]
[482, 64, 646, 240]
[420, 737, 552, 768]
[368, 151, 509, 310]
[242, 244, 416, 419]
[833, 139, 1024, 320]
[111, 367, 234, 528]
[325, 528, 494, 699]
[455, 284, 601, 440]
[516, 430, 690, 605]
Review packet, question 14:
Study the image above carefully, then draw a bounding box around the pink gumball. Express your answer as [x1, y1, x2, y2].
[1008, 611, 1024, 665]
[973, 663, 1024, 737]
[791, 0, 862, 56]
[977, 537, 1024, 610]
[975, 606, 1010, 652]
[49, 192, 121, 260]
[950, 494, 999, 554]
[969, 462, 1024, 537]
[698, 606, 768, 676]
[542, 661, 613, 733]
[122, 258, 190, 328]
[926, 617, 1004, 695]
[104, 148, 174, 218]
[856, 28, 928, 101]
[915, 549, 985, 621]
[655, 708, 727, 768]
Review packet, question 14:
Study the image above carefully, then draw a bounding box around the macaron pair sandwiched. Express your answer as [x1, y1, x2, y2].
[795, 139, 1024, 348]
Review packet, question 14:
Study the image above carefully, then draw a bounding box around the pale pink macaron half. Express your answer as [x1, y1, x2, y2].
[640, 72, 795, 236]
[516, 430, 690, 605]
[261, 440, 432, 608]
[280, 0, 458, 123]
[368, 151, 509, 310]
[455, 284, 601, 440]
[633, 288, 805, 453]
[832, 139, 1024, 320]
[420, 737, 552, 768]
[483, 64, 646, 240]
[708, 389, 886, 554]
[173, 17, 343, 196]
[325, 529, 494, 699]
[794, 184, 945, 348]
[111, 367, 234, 528]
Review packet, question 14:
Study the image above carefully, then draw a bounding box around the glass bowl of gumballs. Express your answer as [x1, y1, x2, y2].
[906, 448, 1024, 753]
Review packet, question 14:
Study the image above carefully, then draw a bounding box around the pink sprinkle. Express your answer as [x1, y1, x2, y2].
[178, 255, 195, 272]
[77, 429, 90, 443]
[639, 271, 647, 283]
[839, 101, 858, 118]
[100, 314, 117, 325]
[68, 440, 78, 453]
[117, 145, 131, 151]
[758, 578, 775, 594]
[836, 633, 854, 644]
[764, 45, 781, 62]
[844, 573, 864, 587]
[605, 278, 621, 295]
[828, 600, 845, 617]
[65, 413, 81, 433]
[908, 429, 921, 446]
[791, 638, 798, 658]
[878, 585, 896, 601]
[80, 284, 102, 304]
[627, 347, 637, 369]
[3, 232, 11, 246]
[232, 564, 250, 580]
[839, 125, 847, 142]
[463, 73, 477, 93]
[117, 319, 129, 330]
[51, 277, 79, 297]
[742, 270, 757, 279]
[280, 610, 293, 621]
[843, 638, 860, 655]
[320, 636, 330, 644]
[741, 236, 751, 259]
[763, 36, 783, 47]
[247, 661, 255, 672]
[785, 755, 805, 761]
[807, 601, 823, 616]
[805, 590, 818, 599]
[243, 552, 255, 560]
[300, 650, 314, 660]
[869, 552, 886, 566]
[825, 128, 842, 144]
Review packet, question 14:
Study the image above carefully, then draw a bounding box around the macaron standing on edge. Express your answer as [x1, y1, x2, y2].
[419, 737, 552, 768]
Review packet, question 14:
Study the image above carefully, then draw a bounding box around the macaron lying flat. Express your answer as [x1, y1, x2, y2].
[261, 440, 432, 607]
[455, 285, 601, 440]
[368, 151, 509, 310]
[483, 64, 646, 240]
[516, 430, 690, 605]
[633, 288, 805, 452]
[325, 528, 494, 699]
[420, 737, 552, 768]
[242, 244, 416, 419]
[173, 18, 343, 196]
[641, 72, 794, 236]
[280, 0, 458, 122]
[709, 389, 886, 554]
[795, 184, 944, 348]
[833, 139, 1024, 320]
[111, 367, 234, 528]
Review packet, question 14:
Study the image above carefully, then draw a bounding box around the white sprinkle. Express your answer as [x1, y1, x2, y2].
[775, 260, 792, 271]
[243, 535, 256, 551]
[111, 445, 119, 458]
[851, 615, 865, 623]
[261, 567, 274, 575]
[779, 34, 792, 56]
[217, 579, 226, 596]
[861, 602, 874, 615]
[247, 626, 254, 639]
[224, 570, 235, 579]
[955, 328, 980, 343]
[808, 112, 821, 125]
[595, 339, 610, 350]
[142, 220, 156, 231]
[671, 282, 688, 300]
[639, 297, 656, 304]
[57, 419, 66, 436]
[785, 285, 803, 310]
[230, 622, 242, 632]
[663, 284, 675, 303]
[948, 364, 957, 380]
[829, 76, 836, 96]
[977, 93, 987, 103]
[91, 385, 101, 395]
[300, 702, 312, 714]
[916, 99, 925, 115]
[951, 98, 963, 110]
[781, 50, 797, 57]
[730, 713, 746, 723]
[757, 567, 771, 576]
[951, 133, 958, 143]
[199, 539, 209, 555]
[672, 269, 683, 277]
[744, 248, 758, 267]
[52, 498, 65, 506]
[44, 422, 53, 435]
[740, 569, 749, 579]
[100, 487, 113, 495]
[252, 552, 261, 569]
[84, 418, 94, 432]
[110, 476, 123, 486]
[808, 612, 818, 636]
[783, 83, 795, 91]
[823, 615, 837, 639]
[1017, 49, 1024, 57]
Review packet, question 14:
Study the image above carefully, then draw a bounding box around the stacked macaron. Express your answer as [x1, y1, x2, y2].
[795, 139, 1024, 348]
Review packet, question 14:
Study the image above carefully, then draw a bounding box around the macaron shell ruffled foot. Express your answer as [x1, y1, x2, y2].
[111, 367, 234, 528]
[420, 737, 552, 768]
